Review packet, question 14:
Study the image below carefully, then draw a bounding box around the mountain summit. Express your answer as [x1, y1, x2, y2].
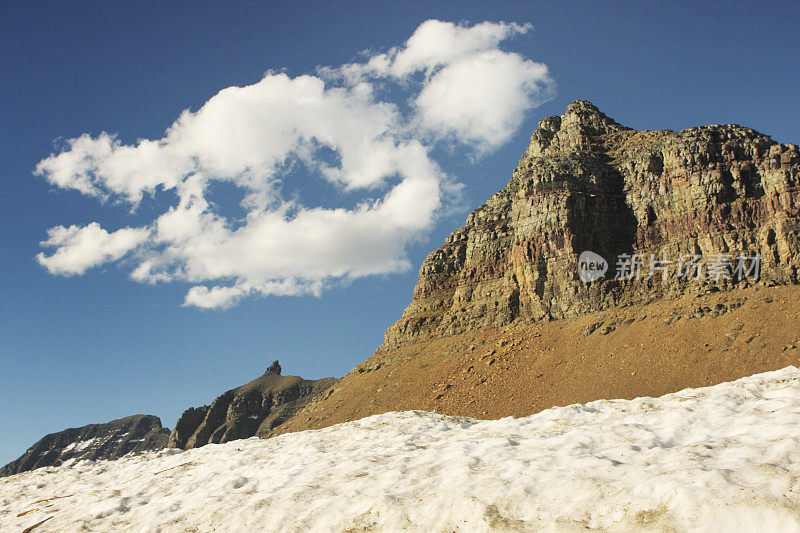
[0, 415, 169, 477]
[383, 100, 799, 346]
[168, 367, 336, 450]
[273, 100, 800, 435]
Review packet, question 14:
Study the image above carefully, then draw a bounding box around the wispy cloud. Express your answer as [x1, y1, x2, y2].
[35, 19, 554, 309]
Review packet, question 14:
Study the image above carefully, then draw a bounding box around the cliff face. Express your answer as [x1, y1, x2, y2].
[269, 101, 800, 437]
[168, 363, 337, 449]
[0, 414, 169, 477]
[384, 101, 799, 346]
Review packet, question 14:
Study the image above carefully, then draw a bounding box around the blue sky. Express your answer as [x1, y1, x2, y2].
[1, 1, 798, 466]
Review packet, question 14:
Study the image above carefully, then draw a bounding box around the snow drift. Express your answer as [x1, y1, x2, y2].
[2, 367, 800, 532]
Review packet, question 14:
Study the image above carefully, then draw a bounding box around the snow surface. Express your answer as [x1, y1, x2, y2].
[3, 367, 800, 532]
[61, 439, 95, 454]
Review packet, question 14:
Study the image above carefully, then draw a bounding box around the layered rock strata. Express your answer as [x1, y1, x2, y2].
[384, 101, 799, 346]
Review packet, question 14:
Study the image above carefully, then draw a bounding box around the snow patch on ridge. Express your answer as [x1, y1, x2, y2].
[61, 439, 95, 454]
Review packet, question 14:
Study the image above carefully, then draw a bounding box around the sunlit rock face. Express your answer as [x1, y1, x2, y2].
[384, 100, 800, 346]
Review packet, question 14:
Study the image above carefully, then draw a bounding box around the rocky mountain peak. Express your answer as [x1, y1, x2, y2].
[525, 99, 630, 159]
[561, 99, 618, 129]
[167, 371, 336, 450]
[1, 414, 169, 477]
[382, 101, 799, 347]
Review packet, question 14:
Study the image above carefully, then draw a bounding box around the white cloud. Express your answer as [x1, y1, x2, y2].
[35, 20, 554, 309]
[184, 285, 248, 310]
[330, 19, 554, 150]
[414, 49, 553, 149]
[337, 20, 532, 79]
[35, 75, 400, 205]
[37, 223, 150, 275]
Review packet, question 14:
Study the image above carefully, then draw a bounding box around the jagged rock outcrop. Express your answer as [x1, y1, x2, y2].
[1, 414, 169, 477]
[168, 362, 337, 449]
[384, 100, 799, 346]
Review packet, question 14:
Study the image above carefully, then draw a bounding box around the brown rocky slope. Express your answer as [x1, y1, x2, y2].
[273, 101, 800, 436]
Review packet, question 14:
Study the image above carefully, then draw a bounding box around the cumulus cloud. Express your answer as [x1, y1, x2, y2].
[35, 19, 554, 309]
[330, 20, 554, 149]
[37, 223, 150, 276]
[35, 75, 401, 205]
